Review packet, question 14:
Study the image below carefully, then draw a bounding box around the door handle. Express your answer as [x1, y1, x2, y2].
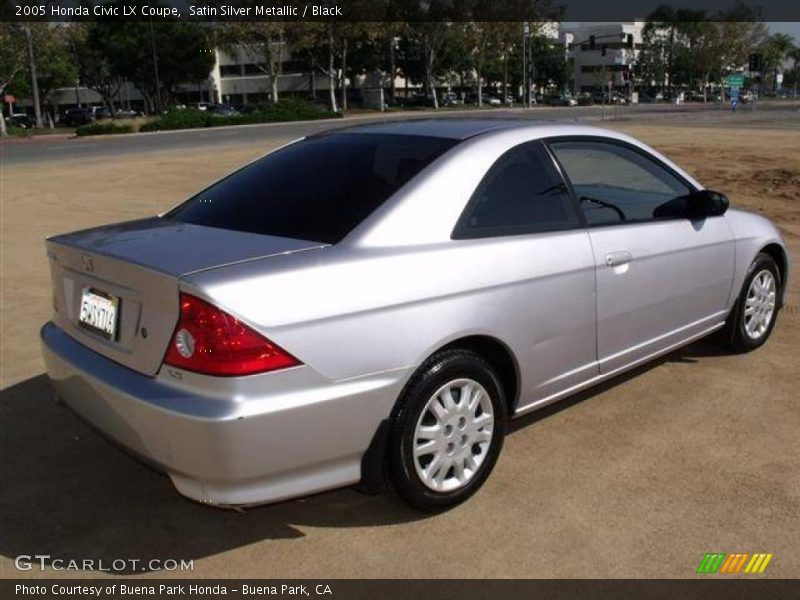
[605, 251, 633, 267]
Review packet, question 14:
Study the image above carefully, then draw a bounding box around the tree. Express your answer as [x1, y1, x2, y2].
[69, 23, 123, 115]
[89, 7, 215, 113]
[641, 6, 706, 93]
[415, 17, 452, 109]
[218, 23, 286, 104]
[23, 25, 43, 127]
[288, 23, 340, 111]
[0, 24, 27, 136]
[374, 22, 409, 103]
[493, 23, 522, 101]
[464, 22, 493, 106]
[784, 46, 800, 89]
[531, 33, 570, 92]
[30, 25, 77, 126]
[761, 33, 796, 92]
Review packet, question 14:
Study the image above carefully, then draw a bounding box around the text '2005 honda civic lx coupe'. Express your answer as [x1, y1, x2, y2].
[41, 120, 789, 511]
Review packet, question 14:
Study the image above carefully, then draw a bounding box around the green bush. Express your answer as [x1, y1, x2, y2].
[139, 108, 212, 132]
[75, 121, 134, 136]
[140, 99, 339, 133]
[253, 98, 339, 122]
[6, 126, 32, 137]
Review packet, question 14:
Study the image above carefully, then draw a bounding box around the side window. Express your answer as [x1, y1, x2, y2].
[549, 140, 692, 225]
[454, 141, 580, 238]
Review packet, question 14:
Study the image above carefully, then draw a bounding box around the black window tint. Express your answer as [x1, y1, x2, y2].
[167, 133, 457, 244]
[454, 141, 580, 238]
[549, 140, 692, 225]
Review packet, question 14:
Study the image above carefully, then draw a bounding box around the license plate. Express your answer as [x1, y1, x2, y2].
[78, 287, 120, 340]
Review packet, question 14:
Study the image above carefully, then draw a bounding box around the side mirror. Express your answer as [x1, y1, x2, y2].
[652, 189, 729, 220]
[686, 189, 729, 218]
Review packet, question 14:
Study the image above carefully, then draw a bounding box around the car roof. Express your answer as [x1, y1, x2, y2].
[338, 118, 538, 140]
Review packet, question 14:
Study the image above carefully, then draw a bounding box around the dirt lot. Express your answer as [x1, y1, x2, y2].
[1, 111, 798, 579]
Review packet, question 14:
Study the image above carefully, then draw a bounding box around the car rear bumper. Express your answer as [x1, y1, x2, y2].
[40, 322, 406, 506]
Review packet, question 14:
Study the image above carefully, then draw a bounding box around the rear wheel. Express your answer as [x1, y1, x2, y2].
[388, 350, 507, 511]
[722, 253, 781, 352]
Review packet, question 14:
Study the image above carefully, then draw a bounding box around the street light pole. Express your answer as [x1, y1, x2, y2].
[529, 29, 534, 107]
[522, 23, 528, 108]
[24, 25, 43, 128]
[148, 17, 163, 114]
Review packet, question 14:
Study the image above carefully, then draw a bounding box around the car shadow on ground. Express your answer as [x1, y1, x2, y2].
[0, 374, 425, 574]
[0, 339, 731, 575]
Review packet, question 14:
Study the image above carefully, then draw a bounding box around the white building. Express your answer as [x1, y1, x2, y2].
[22, 40, 413, 115]
[562, 22, 645, 93]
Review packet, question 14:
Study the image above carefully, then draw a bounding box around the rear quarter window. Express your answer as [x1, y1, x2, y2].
[166, 133, 457, 244]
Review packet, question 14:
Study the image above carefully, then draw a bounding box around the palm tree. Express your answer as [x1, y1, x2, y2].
[762, 33, 796, 93]
[786, 46, 800, 93]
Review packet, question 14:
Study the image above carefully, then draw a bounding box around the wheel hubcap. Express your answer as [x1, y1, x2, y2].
[744, 269, 776, 340]
[412, 378, 494, 492]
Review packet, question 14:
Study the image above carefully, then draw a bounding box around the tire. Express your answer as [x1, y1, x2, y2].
[721, 252, 781, 352]
[387, 349, 507, 511]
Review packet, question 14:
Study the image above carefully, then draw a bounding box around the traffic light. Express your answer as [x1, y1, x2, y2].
[589, 35, 596, 50]
[626, 34, 634, 49]
[601, 44, 607, 57]
[748, 53, 762, 72]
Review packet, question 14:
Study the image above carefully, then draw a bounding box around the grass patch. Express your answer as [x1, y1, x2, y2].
[5, 127, 32, 138]
[75, 121, 134, 136]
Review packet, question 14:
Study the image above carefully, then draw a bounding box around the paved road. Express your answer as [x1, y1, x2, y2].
[1, 104, 714, 166]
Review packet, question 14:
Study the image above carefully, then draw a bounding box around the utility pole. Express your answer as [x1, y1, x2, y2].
[522, 23, 528, 108]
[148, 17, 163, 114]
[24, 25, 43, 128]
[529, 29, 535, 107]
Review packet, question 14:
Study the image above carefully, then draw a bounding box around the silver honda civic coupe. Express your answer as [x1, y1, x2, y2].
[41, 120, 788, 510]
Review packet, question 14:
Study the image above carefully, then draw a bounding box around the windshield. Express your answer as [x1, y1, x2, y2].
[166, 133, 458, 244]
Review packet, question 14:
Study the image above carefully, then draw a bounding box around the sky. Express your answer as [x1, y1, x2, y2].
[767, 22, 800, 42]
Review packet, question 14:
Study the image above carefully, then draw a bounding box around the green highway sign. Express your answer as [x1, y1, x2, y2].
[726, 73, 745, 88]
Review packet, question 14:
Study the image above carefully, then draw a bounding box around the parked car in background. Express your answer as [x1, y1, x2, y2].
[575, 92, 594, 106]
[236, 104, 260, 114]
[62, 107, 95, 126]
[740, 90, 757, 104]
[195, 102, 212, 111]
[441, 92, 462, 107]
[398, 94, 434, 109]
[113, 108, 143, 119]
[207, 103, 239, 116]
[593, 91, 630, 105]
[545, 94, 578, 107]
[41, 120, 789, 511]
[93, 106, 112, 120]
[8, 113, 35, 129]
[464, 93, 502, 106]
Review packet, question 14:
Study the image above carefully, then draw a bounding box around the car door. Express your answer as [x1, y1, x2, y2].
[453, 141, 598, 409]
[548, 138, 735, 374]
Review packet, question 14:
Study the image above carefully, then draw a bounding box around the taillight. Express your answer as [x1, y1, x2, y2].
[163, 293, 300, 376]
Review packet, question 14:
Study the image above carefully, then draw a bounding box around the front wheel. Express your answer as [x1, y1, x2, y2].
[388, 350, 507, 511]
[722, 252, 781, 352]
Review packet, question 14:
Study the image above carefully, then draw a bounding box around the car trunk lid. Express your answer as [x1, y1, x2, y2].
[45, 217, 325, 376]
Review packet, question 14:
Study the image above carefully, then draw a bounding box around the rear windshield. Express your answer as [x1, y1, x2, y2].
[167, 133, 457, 244]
